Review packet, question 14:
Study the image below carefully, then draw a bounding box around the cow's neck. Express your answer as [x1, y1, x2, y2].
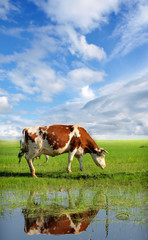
[86, 139, 99, 154]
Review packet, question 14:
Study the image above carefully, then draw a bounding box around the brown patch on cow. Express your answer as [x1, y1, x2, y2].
[23, 128, 38, 143]
[69, 136, 81, 152]
[43, 125, 74, 150]
[29, 133, 38, 142]
[78, 127, 99, 154]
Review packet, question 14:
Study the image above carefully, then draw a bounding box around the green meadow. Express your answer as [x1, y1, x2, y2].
[0, 140, 148, 224]
[0, 139, 148, 189]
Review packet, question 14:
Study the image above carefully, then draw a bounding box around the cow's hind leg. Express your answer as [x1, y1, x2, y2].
[27, 159, 37, 178]
[25, 153, 38, 178]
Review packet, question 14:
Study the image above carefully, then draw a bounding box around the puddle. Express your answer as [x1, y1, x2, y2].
[0, 185, 147, 240]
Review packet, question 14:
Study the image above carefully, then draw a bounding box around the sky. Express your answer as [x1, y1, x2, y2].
[0, 0, 148, 140]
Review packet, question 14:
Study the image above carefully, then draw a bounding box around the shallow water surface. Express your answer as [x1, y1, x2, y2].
[0, 185, 147, 240]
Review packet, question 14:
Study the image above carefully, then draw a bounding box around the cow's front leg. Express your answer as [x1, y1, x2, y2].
[67, 149, 77, 173]
[27, 159, 38, 178]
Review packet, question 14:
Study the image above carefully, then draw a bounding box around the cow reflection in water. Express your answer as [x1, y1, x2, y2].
[22, 189, 107, 236]
[24, 208, 98, 235]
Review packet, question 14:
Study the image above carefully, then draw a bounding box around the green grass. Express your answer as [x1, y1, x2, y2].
[0, 140, 148, 188]
[0, 140, 147, 225]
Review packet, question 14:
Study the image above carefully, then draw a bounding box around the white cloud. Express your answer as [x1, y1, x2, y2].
[7, 63, 65, 102]
[68, 67, 105, 86]
[31, 0, 120, 32]
[0, 96, 12, 114]
[31, 0, 124, 61]
[0, 88, 8, 95]
[0, 0, 19, 20]
[0, 124, 21, 139]
[111, 0, 148, 57]
[0, 38, 65, 101]
[0, 71, 147, 139]
[81, 85, 95, 100]
[0, 87, 28, 114]
[36, 71, 148, 139]
[66, 27, 106, 61]
[83, 71, 148, 137]
[0, 23, 67, 103]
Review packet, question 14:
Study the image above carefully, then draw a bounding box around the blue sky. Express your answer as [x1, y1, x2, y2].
[0, 0, 148, 140]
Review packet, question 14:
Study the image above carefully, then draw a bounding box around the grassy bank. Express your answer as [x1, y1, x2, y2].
[0, 140, 148, 188]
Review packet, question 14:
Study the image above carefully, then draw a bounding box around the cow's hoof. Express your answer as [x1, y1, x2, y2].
[33, 174, 38, 178]
[67, 169, 72, 174]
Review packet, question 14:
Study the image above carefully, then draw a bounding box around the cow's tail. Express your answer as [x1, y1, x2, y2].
[18, 129, 27, 163]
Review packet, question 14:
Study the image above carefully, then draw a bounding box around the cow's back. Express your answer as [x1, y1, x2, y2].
[41, 125, 74, 151]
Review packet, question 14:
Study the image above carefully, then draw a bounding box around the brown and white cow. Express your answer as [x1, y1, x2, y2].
[24, 209, 99, 235]
[18, 124, 107, 178]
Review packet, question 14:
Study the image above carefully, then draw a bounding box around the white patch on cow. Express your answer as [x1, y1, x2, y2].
[73, 125, 80, 137]
[41, 138, 55, 156]
[76, 146, 84, 156]
[66, 214, 81, 234]
[91, 153, 106, 169]
[27, 229, 40, 235]
[27, 126, 39, 135]
[52, 132, 55, 136]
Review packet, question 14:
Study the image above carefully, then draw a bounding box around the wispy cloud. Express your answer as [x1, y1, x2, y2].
[111, 0, 148, 57]
[0, 0, 19, 20]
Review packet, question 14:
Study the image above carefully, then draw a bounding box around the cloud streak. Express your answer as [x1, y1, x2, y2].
[0, 0, 19, 20]
[111, 0, 148, 57]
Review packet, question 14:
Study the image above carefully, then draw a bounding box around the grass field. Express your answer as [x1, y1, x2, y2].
[0, 140, 148, 188]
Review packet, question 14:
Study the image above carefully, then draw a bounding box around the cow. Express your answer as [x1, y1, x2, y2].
[18, 124, 107, 178]
[24, 208, 99, 235]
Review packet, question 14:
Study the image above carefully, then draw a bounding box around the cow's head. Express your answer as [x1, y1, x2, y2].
[91, 148, 108, 169]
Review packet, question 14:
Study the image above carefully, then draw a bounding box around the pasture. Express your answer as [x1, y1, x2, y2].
[0, 139, 147, 188]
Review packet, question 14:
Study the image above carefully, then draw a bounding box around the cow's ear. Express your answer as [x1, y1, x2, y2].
[99, 148, 108, 154]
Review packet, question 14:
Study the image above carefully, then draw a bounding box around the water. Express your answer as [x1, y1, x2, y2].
[0, 185, 147, 240]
